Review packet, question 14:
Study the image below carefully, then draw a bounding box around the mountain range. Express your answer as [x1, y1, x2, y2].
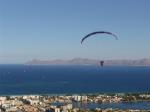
[26, 58, 150, 66]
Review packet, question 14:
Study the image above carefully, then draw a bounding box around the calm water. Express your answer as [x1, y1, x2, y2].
[74, 101, 150, 110]
[0, 65, 150, 95]
[52, 101, 150, 110]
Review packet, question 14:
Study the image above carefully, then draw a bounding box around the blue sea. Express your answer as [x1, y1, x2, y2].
[53, 101, 150, 110]
[86, 101, 150, 110]
[0, 65, 150, 95]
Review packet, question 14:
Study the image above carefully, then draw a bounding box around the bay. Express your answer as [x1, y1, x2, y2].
[0, 65, 150, 95]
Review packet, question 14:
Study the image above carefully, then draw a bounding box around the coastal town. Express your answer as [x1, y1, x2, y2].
[0, 93, 150, 112]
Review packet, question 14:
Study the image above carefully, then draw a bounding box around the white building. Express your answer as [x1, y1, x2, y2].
[62, 104, 72, 112]
[0, 97, 7, 104]
[55, 108, 60, 112]
[29, 99, 39, 105]
[73, 95, 81, 101]
[81, 96, 87, 101]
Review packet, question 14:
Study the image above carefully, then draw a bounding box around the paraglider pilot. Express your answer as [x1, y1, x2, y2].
[100, 61, 104, 67]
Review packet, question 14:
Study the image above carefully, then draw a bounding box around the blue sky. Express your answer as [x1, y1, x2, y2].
[0, 0, 150, 63]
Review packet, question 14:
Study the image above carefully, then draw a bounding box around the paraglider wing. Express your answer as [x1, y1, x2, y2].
[81, 31, 118, 44]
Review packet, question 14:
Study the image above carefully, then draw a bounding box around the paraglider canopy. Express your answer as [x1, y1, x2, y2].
[81, 31, 118, 44]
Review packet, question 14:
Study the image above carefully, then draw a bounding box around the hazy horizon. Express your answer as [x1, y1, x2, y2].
[1, 0, 150, 64]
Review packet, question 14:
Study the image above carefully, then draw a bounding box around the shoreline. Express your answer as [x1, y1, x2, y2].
[1, 92, 150, 96]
